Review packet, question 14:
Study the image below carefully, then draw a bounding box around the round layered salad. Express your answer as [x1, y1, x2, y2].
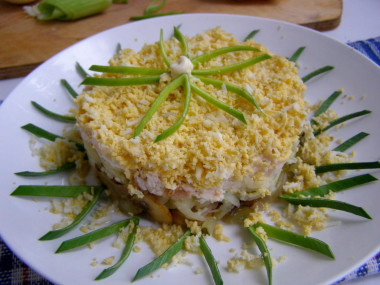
[75, 27, 307, 224]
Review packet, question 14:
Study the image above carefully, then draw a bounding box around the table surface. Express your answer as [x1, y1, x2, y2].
[1, 0, 379, 284]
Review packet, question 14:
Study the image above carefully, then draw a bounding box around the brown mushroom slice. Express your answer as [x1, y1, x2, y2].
[138, 193, 173, 224]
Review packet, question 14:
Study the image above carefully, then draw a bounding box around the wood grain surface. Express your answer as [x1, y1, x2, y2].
[0, 0, 342, 79]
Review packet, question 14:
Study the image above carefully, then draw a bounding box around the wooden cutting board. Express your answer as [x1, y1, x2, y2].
[0, 0, 342, 79]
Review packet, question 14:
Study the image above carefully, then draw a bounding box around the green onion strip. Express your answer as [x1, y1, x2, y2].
[302, 65, 334, 82]
[199, 236, 223, 285]
[333, 132, 369, 152]
[314, 110, 371, 136]
[315, 161, 380, 174]
[95, 218, 140, 280]
[160, 29, 171, 68]
[191, 46, 260, 67]
[313, 90, 342, 118]
[56, 218, 138, 253]
[21, 123, 84, 151]
[39, 187, 103, 240]
[144, 0, 167, 16]
[130, 12, 184, 21]
[10, 185, 102, 198]
[76, 62, 90, 78]
[194, 76, 263, 115]
[247, 226, 272, 285]
[192, 54, 271, 76]
[173, 26, 189, 58]
[21, 123, 64, 142]
[81, 76, 161, 86]
[190, 83, 247, 124]
[89, 65, 167, 75]
[15, 162, 76, 177]
[280, 196, 372, 219]
[243, 29, 260, 42]
[36, 0, 111, 21]
[60, 79, 79, 98]
[116, 42, 122, 54]
[250, 223, 334, 259]
[133, 230, 191, 281]
[282, 174, 377, 198]
[288, 46, 306, 63]
[154, 74, 191, 142]
[31, 101, 76, 123]
[133, 74, 186, 138]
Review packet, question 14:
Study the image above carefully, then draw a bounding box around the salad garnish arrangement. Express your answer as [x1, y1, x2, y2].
[11, 26, 379, 285]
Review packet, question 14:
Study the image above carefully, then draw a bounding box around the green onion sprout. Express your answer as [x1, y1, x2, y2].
[32, 0, 112, 21]
[333, 132, 369, 152]
[288, 46, 306, 63]
[243, 29, 260, 42]
[14, 162, 76, 177]
[39, 186, 103, 240]
[199, 235, 223, 285]
[302, 65, 334, 82]
[315, 161, 380, 174]
[313, 90, 342, 118]
[11, 185, 102, 197]
[95, 218, 139, 280]
[154, 74, 191, 142]
[21, 123, 84, 151]
[31, 101, 76, 123]
[314, 110, 371, 136]
[132, 230, 191, 281]
[192, 54, 271, 76]
[280, 196, 372, 219]
[76, 62, 89, 78]
[250, 223, 334, 259]
[191, 46, 260, 67]
[247, 226, 272, 285]
[144, 0, 166, 15]
[61, 79, 79, 98]
[56, 218, 137, 253]
[282, 174, 377, 198]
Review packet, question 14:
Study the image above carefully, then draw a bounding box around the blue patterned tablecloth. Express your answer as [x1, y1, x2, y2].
[1, 37, 380, 284]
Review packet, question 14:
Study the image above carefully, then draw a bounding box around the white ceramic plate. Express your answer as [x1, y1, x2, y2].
[1, 14, 380, 285]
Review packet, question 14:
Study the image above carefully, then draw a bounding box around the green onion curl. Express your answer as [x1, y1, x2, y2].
[154, 74, 191, 142]
[192, 54, 271, 76]
[190, 83, 247, 124]
[134, 74, 186, 138]
[39, 186, 103, 240]
[31, 101, 76, 123]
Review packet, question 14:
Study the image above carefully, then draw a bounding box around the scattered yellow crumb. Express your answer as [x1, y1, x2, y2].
[133, 246, 141, 253]
[243, 212, 265, 227]
[102, 256, 115, 266]
[283, 204, 328, 235]
[186, 220, 202, 235]
[80, 226, 89, 233]
[213, 223, 230, 242]
[112, 240, 121, 249]
[227, 250, 263, 273]
[137, 224, 184, 256]
[90, 258, 98, 267]
[255, 226, 268, 242]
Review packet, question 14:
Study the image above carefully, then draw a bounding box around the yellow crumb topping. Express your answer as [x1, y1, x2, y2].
[136, 224, 184, 256]
[76, 27, 306, 197]
[102, 256, 115, 266]
[227, 250, 263, 272]
[213, 223, 230, 242]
